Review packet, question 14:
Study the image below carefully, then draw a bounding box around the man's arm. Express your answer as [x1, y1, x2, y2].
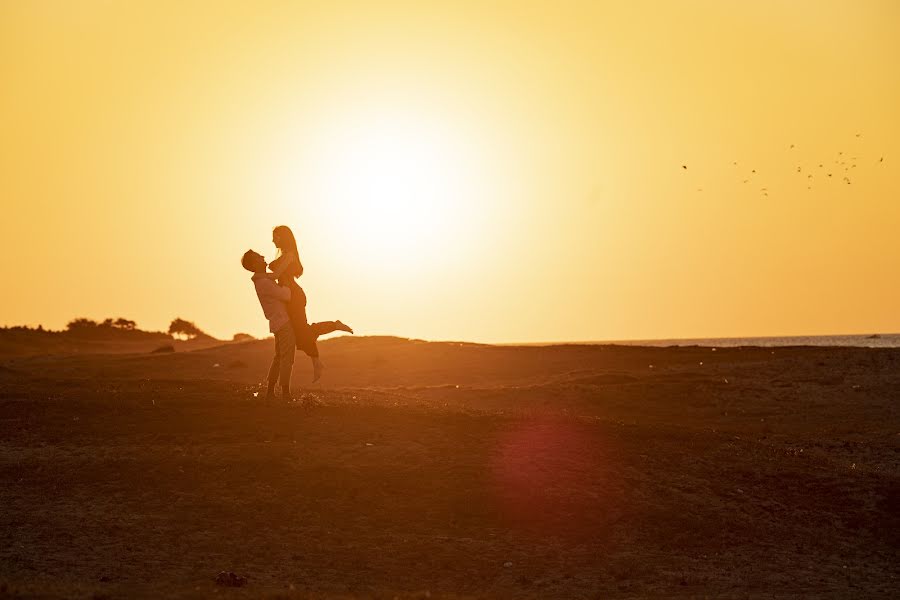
[268, 251, 303, 278]
[256, 278, 291, 301]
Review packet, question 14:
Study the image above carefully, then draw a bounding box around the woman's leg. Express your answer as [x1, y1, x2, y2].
[311, 355, 323, 383]
[310, 320, 353, 337]
[296, 325, 319, 357]
[285, 284, 316, 355]
[290, 322, 323, 382]
[296, 321, 353, 382]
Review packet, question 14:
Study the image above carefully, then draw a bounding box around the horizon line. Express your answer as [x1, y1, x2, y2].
[2, 322, 897, 347]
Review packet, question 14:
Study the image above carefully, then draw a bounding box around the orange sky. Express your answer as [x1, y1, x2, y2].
[2, 0, 899, 342]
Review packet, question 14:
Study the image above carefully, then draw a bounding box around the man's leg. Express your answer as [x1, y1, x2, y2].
[266, 338, 281, 400]
[277, 324, 296, 400]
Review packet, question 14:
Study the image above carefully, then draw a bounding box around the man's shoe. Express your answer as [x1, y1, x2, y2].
[264, 383, 277, 403]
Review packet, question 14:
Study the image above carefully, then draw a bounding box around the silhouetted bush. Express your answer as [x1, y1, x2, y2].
[67, 318, 99, 331]
[63, 317, 165, 340]
[97, 317, 137, 330]
[114, 318, 136, 330]
[232, 333, 255, 342]
[151, 344, 175, 353]
[0, 325, 44, 333]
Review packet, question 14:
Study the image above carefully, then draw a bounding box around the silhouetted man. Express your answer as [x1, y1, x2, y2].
[241, 249, 294, 401]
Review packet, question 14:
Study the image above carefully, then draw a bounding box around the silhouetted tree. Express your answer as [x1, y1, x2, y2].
[168, 318, 204, 340]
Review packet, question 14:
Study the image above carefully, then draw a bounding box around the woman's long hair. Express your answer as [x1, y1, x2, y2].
[273, 225, 303, 278]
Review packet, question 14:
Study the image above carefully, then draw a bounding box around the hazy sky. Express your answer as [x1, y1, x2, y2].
[2, 0, 898, 342]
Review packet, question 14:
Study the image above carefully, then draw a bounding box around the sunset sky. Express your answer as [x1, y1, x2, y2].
[2, 0, 898, 342]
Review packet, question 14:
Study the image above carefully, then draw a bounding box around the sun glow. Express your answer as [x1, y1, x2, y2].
[306, 108, 485, 272]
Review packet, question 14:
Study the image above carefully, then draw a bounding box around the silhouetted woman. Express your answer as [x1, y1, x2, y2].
[267, 225, 352, 382]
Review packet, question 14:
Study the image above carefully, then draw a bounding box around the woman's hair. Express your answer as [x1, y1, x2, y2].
[273, 225, 298, 256]
[273, 225, 303, 278]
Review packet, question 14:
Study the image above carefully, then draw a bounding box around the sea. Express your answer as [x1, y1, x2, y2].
[606, 333, 900, 348]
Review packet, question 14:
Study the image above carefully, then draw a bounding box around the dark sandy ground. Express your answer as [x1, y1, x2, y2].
[0, 337, 898, 598]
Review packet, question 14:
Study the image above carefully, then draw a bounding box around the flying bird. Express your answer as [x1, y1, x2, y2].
[682, 165, 687, 169]
[880, 157, 884, 162]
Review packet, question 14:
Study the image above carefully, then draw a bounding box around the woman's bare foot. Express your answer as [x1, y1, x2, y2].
[335, 320, 354, 334]
[312, 357, 324, 382]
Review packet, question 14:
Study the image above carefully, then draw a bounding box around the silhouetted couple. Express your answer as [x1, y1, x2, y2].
[242, 225, 352, 401]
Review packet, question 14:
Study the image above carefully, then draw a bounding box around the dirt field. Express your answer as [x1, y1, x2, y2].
[1, 337, 898, 598]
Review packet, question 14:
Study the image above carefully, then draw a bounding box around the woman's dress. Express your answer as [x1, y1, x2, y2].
[269, 253, 320, 358]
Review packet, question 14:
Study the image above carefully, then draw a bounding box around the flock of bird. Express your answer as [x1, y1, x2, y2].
[681, 134, 885, 196]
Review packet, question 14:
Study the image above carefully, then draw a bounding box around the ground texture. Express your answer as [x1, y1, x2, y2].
[1, 337, 898, 598]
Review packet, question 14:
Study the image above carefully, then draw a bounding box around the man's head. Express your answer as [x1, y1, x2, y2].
[241, 250, 267, 273]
